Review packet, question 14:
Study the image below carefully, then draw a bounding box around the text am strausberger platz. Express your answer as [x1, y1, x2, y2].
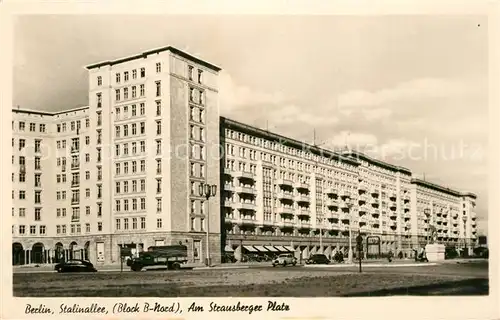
[11, 46, 478, 266]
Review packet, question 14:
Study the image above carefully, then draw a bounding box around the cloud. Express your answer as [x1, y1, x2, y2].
[219, 72, 339, 128]
[325, 131, 378, 149]
[218, 72, 286, 112]
[336, 77, 484, 122]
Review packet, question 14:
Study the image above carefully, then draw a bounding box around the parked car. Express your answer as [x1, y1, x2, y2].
[272, 253, 297, 267]
[221, 253, 237, 263]
[54, 260, 97, 273]
[305, 254, 330, 265]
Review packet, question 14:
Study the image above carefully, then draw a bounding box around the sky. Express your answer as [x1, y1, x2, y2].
[13, 15, 489, 234]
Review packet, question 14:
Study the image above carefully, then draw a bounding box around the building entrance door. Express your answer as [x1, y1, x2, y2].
[193, 240, 202, 263]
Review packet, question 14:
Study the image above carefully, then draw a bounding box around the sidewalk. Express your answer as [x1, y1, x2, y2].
[12, 258, 486, 273]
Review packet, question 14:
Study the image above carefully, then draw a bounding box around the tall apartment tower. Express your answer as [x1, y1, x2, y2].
[85, 46, 222, 264]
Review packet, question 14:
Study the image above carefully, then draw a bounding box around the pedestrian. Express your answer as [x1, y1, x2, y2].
[387, 250, 393, 262]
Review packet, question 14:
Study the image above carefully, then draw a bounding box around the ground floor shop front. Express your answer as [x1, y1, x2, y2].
[223, 232, 477, 262]
[12, 231, 221, 266]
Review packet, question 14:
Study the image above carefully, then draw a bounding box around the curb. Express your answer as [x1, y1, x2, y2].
[304, 263, 438, 268]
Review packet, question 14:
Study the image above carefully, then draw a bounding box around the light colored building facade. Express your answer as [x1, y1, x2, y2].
[220, 118, 479, 260]
[12, 46, 222, 265]
[11, 46, 478, 266]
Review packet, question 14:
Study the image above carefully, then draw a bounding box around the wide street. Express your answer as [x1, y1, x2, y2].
[13, 260, 488, 297]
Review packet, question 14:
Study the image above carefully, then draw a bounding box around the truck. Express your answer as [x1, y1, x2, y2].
[129, 245, 188, 271]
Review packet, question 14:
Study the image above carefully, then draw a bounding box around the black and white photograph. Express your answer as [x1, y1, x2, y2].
[1, 2, 498, 320]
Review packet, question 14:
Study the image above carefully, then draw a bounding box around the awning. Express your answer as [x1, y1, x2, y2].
[243, 245, 257, 252]
[274, 245, 288, 252]
[253, 246, 268, 252]
[284, 246, 295, 252]
[224, 245, 234, 252]
[264, 246, 279, 252]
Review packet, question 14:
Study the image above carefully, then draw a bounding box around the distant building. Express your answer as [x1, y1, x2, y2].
[11, 46, 480, 266]
[478, 235, 487, 246]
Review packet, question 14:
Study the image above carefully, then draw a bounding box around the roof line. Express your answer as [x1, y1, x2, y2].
[86, 46, 222, 72]
[220, 116, 360, 167]
[12, 106, 89, 116]
[411, 178, 477, 198]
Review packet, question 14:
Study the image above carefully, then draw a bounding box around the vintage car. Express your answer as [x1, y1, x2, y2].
[272, 253, 297, 267]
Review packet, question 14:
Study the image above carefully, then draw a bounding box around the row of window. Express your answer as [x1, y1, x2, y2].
[114, 179, 148, 194]
[116, 161, 147, 175]
[12, 207, 41, 220]
[115, 141, 149, 156]
[13, 190, 41, 202]
[56, 223, 103, 234]
[13, 121, 47, 133]
[115, 103, 147, 120]
[115, 217, 147, 231]
[12, 173, 42, 185]
[115, 83, 148, 101]
[15, 225, 46, 235]
[56, 118, 90, 133]
[115, 122, 147, 138]
[115, 198, 148, 212]
[225, 129, 359, 172]
[12, 139, 42, 153]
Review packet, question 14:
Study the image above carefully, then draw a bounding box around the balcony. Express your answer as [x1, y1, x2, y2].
[234, 186, 256, 195]
[61, 165, 66, 172]
[71, 180, 80, 188]
[325, 188, 338, 195]
[358, 195, 368, 203]
[71, 162, 80, 170]
[276, 207, 294, 215]
[240, 217, 257, 226]
[34, 165, 42, 171]
[277, 192, 293, 201]
[71, 146, 79, 154]
[279, 220, 295, 228]
[389, 192, 397, 200]
[358, 183, 368, 192]
[370, 188, 379, 196]
[340, 190, 351, 198]
[224, 184, 234, 192]
[232, 171, 255, 180]
[297, 221, 311, 229]
[403, 212, 411, 219]
[19, 164, 26, 173]
[328, 212, 339, 220]
[293, 181, 309, 190]
[295, 194, 310, 203]
[235, 202, 256, 211]
[403, 204, 410, 211]
[224, 216, 238, 224]
[276, 178, 293, 187]
[371, 209, 380, 217]
[71, 198, 80, 205]
[71, 215, 80, 222]
[358, 205, 369, 214]
[339, 213, 350, 221]
[326, 199, 339, 208]
[297, 208, 311, 217]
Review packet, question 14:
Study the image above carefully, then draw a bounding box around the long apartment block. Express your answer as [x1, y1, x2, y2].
[11, 46, 479, 266]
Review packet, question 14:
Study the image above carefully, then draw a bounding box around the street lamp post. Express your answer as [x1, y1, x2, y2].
[424, 208, 431, 244]
[346, 198, 354, 264]
[199, 183, 217, 267]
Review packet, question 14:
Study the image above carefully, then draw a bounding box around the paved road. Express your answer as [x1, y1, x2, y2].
[13, 260, 488, 297]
